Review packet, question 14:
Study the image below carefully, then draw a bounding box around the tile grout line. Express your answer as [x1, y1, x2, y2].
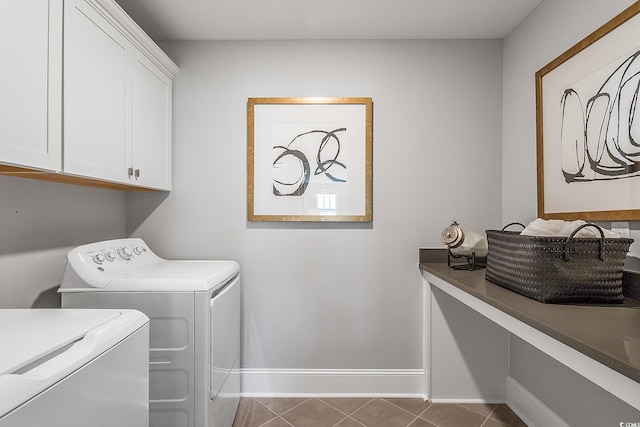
[411, 404, 467, 427]
[377, 398, 425, 427]
[323, 398, 421, 427]
[258, 397, 311, 417]
[486, 404, 501, 423]
[320, 397, 375, 425]
[278, 415, 295, 427]
[382, 398, 432, 421]
[330, 415, 368, 427]
[321, 398, 372, 427]
[271, 398, 359, 427]
[330, 415, 347, 427]
[480, 406, 495, 427]
[417, 411, 449, 427]
[320, 397, 374, 417]
[415, 403, 432, 422]
[350, 416, 369, 427]
[462, 403, 497, 417]
[381, 398, 434, 427]
[407, 414, 420, 427]
[253, 398, 286, 427]
[484, 404, 512, 427]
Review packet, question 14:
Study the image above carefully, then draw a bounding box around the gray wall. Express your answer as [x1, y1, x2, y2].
[502, 0, 640, 421]
[127, 39, 504, 370]
[0, 175, 127, 308]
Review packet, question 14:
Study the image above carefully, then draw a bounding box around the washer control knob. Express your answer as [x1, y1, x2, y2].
[92, 254, 105, 265]
[117, 247, 133, 260]
[105, 251, 116, 262]
[133, 246, 143, 255]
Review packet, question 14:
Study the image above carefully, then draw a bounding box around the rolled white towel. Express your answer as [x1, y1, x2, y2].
[520, 218, 621, 238]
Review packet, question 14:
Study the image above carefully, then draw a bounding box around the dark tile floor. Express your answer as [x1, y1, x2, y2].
[232, 397, 527, 427]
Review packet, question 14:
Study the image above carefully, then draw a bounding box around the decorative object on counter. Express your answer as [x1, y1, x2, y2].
[536, 2, 640, 221]
[486, 222, 634, 304]
[247, 97, 373, 222]
[441, 221, 488, 270]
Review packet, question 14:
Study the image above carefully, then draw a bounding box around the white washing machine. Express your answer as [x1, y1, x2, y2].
[0, 308, 149, 426]
[58, 238, 241, 427]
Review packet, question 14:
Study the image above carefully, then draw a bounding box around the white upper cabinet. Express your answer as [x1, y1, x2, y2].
[130, 51, 173, 190]
[0, 0, 176, 190]
[63, 0, 177, 190]
[64, 0, 130, 183]
[0, 1, 62, 171]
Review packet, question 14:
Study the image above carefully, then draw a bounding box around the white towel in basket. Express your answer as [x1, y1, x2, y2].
[520, 218, 621, 238]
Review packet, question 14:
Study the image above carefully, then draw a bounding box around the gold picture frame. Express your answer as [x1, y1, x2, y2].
[247, 97, 373, 222]
[536, 2, 640, 220]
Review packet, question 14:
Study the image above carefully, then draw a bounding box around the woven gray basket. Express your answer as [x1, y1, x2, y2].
[485, 223, 633, 304]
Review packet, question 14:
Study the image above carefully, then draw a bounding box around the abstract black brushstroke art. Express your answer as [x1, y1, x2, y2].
[248, 97, 372, 222]
[272, 128, 347, 196]
[536, 2, 640, 220]
[561, 49, 640, 183]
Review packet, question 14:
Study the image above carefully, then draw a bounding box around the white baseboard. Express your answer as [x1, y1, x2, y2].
[240, 368, 426, 398]
[430, 398, 505, 404]
[506, 377, 569, 427]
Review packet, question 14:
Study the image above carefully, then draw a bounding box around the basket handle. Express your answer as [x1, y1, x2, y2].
[501, 222, 526, 231]
[564, 223, 605, 262]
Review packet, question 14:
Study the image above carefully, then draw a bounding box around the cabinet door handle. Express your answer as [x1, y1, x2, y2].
[128, 167, 134, 178]
[134, 169, 140, 179]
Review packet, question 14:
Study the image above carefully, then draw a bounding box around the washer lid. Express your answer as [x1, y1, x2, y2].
[0, 309, 148, 419]
[0, 309, 120, 375]
[106, 260, 240, 292]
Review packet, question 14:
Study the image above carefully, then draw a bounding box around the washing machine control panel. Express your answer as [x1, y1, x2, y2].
[67, 238, 164, 279]
[60, 238, 165, 289]
[88, 243, 145, 265]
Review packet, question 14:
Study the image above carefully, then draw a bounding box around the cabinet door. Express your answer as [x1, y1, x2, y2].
[63, 0, 131, 183]
[0, 1, 62, 171]
[131, 53, 172, 190]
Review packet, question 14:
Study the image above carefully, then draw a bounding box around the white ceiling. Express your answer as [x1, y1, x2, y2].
[114, 0, 543, 41]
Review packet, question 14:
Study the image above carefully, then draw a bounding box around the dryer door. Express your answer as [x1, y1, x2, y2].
[210, 276, 240, 400]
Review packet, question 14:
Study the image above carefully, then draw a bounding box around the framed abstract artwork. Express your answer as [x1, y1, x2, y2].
[247, 97, 373, 222]
[536, 2, 640, 220]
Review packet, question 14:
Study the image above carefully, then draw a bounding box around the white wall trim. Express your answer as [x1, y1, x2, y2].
[423, 273, 431, 400]
[430, 398, 505, 404]
[240, 368, 426, 398]
[506, 377, 569, 427]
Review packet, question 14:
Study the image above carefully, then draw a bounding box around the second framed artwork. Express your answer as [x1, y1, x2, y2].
[536, 3, 640, 220]
[247, 97, 373, 222]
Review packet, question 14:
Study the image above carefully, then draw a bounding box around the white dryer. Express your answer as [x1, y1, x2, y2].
[0, 309, 149, 426]
[58, 238, 241, 427]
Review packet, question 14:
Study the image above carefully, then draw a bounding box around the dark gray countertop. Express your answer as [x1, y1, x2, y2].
[419, 259, 640, 383]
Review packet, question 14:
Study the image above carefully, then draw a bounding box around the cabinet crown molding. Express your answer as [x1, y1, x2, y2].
[89, 0, 179, 77]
